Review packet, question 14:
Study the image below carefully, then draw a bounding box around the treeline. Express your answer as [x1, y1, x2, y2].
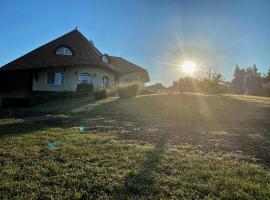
[231, 65, 270, 96]
[170, 65, 270, 96]
[170, 72, 229, 94]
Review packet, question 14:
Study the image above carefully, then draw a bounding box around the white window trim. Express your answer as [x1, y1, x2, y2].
[56, 47, 73, 56]
[102, 55, 109, 64]
[46, 70, 65, 86]
[78, 72, 93, 84]
[102, 75, 110, 88]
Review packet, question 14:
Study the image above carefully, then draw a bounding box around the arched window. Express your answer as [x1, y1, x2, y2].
[102, 76, 110, 88]
[78, 73, 92, 84]
[56, 47, 73, 55]
[101, 54, 109, 64]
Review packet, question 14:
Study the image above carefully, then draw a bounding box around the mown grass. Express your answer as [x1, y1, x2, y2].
[1, 93, 270, 199]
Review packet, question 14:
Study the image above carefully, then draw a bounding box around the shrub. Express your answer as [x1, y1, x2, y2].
[107, 89, 117, 97]
[117, 82, 141, 99]
[77, 83, 94, 96]
[94, 88, 108, 99]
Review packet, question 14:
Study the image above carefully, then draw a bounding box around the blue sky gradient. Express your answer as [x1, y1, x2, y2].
[1, 0, 270, 85]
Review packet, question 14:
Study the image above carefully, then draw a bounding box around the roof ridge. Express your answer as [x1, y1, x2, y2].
[74, 30, 103, 56]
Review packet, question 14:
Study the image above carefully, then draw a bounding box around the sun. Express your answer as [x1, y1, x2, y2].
[181, 61, 196, 75]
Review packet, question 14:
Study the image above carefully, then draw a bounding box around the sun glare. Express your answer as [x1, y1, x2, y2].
[181, 61, 196, 75]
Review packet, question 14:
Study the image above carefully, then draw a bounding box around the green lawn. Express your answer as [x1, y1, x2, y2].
[1, 93, 270, 199]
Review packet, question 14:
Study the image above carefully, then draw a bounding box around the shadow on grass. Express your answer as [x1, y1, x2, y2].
[0, 96, 95, 118]
[115, 133, 169, 198]
[0, 116, 67, 137]
[207, 95, 270, 167]
[0, 97, 122, 137]
[1, 94, 270, 167]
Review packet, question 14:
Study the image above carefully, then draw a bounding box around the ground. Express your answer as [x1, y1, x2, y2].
[0, 93, 270, 199]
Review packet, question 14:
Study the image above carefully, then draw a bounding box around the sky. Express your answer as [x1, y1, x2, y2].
[0, 0, 270, 86]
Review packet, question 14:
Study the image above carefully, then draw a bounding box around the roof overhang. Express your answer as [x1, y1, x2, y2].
[0, 63, 119, 75]
[109, 56, 150, 82]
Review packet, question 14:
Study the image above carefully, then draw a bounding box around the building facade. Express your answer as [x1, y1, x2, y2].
[0, 29, 149, 102]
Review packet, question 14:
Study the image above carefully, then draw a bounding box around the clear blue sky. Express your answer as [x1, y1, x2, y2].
[1, 0, 270, 86]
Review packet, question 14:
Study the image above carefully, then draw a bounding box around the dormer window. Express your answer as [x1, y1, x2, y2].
[102, 54, 109, 64]
[56, 47, 73, 56]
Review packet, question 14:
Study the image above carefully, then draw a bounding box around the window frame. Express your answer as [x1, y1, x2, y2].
[55, 46, 73, 56]
[102, 75, 110, 88]
[46, 70, 64, 86]
[101, 55, 109, 64]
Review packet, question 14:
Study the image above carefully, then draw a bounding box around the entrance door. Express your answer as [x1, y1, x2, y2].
[78, 73, 92, 84]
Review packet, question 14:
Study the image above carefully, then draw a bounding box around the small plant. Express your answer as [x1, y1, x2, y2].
[117, 82, 141, 99]
[94, 88, 108, 99]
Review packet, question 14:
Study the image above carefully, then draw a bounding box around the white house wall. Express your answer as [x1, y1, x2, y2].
[33, 66, 115, 92]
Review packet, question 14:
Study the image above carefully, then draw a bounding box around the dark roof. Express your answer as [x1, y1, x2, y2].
[109, 56, 150, 82]
[0, 29, 116, 73]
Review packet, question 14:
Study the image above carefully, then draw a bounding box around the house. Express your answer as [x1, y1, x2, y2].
[0, 29, 149, 105]
[146, 83, 167, 92]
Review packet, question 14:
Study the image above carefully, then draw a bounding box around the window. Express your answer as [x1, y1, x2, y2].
[56, 47, 73, 55]
[101, 55, 109, 63]
[78, 73, 92, 84]
[47, 70, 64, 85]
[33, 72, 38, 81]
[102, 76, 110, 88]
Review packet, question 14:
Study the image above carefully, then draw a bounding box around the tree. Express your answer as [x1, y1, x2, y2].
[172, 80, 177, 87]
[231, 64, 263, 95]
[244, 65, 262, 95]
[211, 73, 223, 83]
[262, 68, 270, 83]
[231, 65, 246, 94]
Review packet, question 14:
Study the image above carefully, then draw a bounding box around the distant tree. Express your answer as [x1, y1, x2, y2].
[262, 68, 270, 83]
[211, 73, 223, 83]
[173, 80, 177, 87]
[200, 72, 228, 94]
[267, 69, 270, 82]
[244, 65, 262, 95]
[261, 68, 270, 96]
[169, 65, 268, 96]
[231, 65, 246, 94]
[173, 72, 228, 95]
[207, 67, 212, 80]
[231, 64, 263, 95]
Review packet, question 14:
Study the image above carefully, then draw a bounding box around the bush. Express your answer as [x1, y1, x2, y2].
[117, 82, 141, 99]
[94, 88, 108, 99]
[107, 89, 117, 97]
[77, 83, 94, 96]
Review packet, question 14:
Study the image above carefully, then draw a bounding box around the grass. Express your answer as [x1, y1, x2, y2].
[0, 93, 270, 199]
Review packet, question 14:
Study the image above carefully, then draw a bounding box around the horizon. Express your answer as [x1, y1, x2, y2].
[1, 0, 270, 86]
